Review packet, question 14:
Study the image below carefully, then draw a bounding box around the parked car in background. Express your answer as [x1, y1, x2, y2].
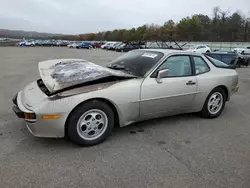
[12, 49, 239, 146]
[34, 40, 42, 46]
[231, 47, 250, 54]
[114, 43, 125, 51]
[106, 42, 121, 50]
[19, 40, 35, 47]
[56, 41, 69, 47]
[93, 42, 106, 48]
[205, 51, 250, 68]
[116, 43, 142, 52]
[68, 42, 81, 48]
[101, 42, 117, 49]
[242, 47, 250, 55]
[39, 40, 57, 47]
[232, 47, 244, 53]
[76, 42, 92, 49]
[186, 45, 211, 53]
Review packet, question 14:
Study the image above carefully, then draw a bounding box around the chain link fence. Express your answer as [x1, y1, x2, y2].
[145, 41, 250, 51]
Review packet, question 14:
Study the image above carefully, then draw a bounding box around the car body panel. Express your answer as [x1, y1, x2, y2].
[13, 49, 239, 138]
[140, 76, 197, 120]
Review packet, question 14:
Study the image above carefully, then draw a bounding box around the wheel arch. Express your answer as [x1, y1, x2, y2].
[212, 85, 229, 101]
[64, 98, 121, 137]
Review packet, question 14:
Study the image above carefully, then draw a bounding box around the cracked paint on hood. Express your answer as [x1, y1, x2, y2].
[38, 59, 136, 93]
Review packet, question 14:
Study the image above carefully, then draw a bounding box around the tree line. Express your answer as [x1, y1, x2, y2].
[58, 6, 250, 42]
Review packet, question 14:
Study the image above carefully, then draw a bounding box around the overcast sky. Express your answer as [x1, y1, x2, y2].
[0, 0, 249, 34]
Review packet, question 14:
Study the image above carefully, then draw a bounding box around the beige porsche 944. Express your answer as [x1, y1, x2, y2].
[12, 49, 239, 146]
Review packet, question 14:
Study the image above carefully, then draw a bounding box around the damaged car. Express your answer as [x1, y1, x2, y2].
[12, 49, 239, 146]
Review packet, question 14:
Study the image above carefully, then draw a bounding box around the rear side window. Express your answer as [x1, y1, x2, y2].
[193, 56, 210, 75]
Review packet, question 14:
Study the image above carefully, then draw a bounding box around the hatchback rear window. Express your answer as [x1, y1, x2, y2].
[205, 55, 229, 68]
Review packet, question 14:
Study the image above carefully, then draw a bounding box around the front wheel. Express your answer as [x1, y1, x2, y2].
[67, 100, 115, 146]
[201, 88, 226, 118]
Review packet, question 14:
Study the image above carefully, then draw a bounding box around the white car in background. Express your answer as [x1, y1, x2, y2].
[232, 47, 250, 54]
[19, 41, 35, 47]
[67, 42, 81, 48]
[101, 42, 117, 49]
[186, 45, 211, 53]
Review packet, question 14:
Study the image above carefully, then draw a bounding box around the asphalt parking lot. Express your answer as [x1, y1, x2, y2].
[0, 47, 250, 188]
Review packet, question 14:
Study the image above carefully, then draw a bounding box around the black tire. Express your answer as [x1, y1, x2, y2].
[201, 87, 226, 119]
[67, 100, 115, 146]
[246, 58, 250, 67]
[206, 50, 210, 53]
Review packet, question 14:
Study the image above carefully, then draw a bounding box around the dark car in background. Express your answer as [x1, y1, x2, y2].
[205, 51, 250, 68]
[56, 41, 69, 47]
[76, 42, 92, 49]
[38, 40, 57, 46]
[115, 42, 144, 52]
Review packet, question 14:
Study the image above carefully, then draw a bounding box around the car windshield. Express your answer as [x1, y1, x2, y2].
[205, 55, 229, 68]
[107, 50, 164, 77]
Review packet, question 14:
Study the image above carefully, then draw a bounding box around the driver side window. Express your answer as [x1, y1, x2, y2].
[157, 55, 192, 77]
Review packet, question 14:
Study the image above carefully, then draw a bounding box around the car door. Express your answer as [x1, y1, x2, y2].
[139, 55, 197, 120]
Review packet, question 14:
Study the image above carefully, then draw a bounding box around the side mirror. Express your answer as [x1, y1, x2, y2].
[156, 69, 169, 84]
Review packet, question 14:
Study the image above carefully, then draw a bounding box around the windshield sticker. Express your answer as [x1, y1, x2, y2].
[142, 53, 158, 58]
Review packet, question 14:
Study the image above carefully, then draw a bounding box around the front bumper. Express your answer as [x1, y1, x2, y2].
[12, 92, 65, 138]
[12, 93, 24, 118]
[12, 92, 36, 122]
[12, 105, 25, 118]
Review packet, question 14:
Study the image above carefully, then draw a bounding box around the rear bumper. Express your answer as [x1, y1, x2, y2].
[232, 85, 239, 94]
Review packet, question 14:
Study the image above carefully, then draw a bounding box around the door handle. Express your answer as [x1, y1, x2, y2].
[186, 81, 196, 85]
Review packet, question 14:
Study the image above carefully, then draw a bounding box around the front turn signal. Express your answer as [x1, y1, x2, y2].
[42, 115, 61, 119]
[24, 113, 36, 119]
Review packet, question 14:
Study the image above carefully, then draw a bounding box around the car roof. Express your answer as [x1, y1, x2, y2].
[136, 48, 200, 56]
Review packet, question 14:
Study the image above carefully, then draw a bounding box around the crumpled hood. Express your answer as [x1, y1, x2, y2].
[38, 59, 136, 93]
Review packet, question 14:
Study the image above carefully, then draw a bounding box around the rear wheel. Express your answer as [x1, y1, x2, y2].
[201, 87, 226, 118]
[67, 100, 114, 146]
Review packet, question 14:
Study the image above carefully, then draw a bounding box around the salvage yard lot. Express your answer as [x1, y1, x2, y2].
[0, 47, 250, 188]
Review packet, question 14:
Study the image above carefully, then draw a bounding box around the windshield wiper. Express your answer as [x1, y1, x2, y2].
[107, 64, 126, 70]
[107, 64, 134, 75]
